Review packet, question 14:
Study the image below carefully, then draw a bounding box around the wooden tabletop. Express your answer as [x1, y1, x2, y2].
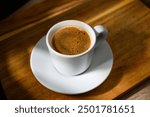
[0, 0, 150, 100]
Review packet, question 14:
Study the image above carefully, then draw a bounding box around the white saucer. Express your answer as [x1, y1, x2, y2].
[30, 36, 113, 94]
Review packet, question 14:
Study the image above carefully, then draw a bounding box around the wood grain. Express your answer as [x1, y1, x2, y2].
[119, 78, 150, 100]
[0, 0, 150, 99]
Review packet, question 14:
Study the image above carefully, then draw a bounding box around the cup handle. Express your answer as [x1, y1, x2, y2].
[93, 25, 108, 48]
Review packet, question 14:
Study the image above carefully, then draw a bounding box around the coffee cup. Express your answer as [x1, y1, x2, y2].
[46, 20, 108, 76]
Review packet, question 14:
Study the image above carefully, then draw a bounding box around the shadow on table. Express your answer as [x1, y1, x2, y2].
[74, 27, 149, 98]
[0, 31, 44, 99]
[0, 82, 6, 100]
[0, 0, 29, 20]
[141, 0, 150, 8]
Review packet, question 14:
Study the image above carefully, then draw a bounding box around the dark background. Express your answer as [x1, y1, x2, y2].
[0, 0, 29, 20]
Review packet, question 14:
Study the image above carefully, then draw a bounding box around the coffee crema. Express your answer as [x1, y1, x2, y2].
[52, 27, 91, 55]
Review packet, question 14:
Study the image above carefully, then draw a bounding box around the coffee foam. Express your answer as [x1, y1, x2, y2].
[52, 27, 91, 55]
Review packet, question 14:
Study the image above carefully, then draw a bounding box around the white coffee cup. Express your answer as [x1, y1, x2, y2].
[46, 20, 108, 76]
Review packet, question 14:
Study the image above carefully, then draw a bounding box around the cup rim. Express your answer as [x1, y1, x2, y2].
[46, 20, 96, 58]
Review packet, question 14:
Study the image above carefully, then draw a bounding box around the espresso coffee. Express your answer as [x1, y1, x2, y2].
[52, 27, 91, 55]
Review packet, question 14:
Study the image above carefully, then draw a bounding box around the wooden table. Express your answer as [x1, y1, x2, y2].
[0, 0, 150, 100]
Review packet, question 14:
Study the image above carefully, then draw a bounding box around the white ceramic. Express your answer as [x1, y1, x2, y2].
[30, 36, 113, 94]
[46, 20, 108, 76]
